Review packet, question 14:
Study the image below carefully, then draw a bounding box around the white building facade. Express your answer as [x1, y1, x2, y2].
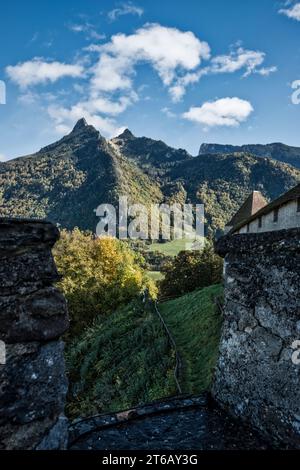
[229, 184, 300, 235]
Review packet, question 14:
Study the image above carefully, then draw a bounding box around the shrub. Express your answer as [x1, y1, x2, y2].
[159, 242, 223, 299]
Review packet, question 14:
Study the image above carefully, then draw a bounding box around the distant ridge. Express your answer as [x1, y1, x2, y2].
[199, 142, 300, 169]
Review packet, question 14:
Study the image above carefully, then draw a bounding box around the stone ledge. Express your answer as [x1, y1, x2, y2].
[0, 218, 59, 255]
[216, 228, 300, 258]
[69, 395, 208, 445]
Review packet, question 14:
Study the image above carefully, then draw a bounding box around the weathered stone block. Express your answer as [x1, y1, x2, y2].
[0, 341, 68, 449]
[0, 248, 60, 295]
[0, 287, 69, 343]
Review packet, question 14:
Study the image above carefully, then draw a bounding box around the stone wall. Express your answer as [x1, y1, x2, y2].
[213, 228, 300, 448]
[0, 218, 69, 450]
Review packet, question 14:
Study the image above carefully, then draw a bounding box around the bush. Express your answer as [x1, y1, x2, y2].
[53, 228, 156, 337]
[159, 242, 223, 299]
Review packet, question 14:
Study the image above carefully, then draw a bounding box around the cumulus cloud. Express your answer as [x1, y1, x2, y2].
[108, 2, 144, 22]
[0, 153, 8, 162]
[6, 58, 84, 89]
[90, 23, 210, 101]
[182, 97, 253, 127]
[279, 3, 300, 21]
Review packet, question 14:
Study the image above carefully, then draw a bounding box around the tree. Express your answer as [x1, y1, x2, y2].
[53, 228, 156, 337]
[159, 242, 223, 299]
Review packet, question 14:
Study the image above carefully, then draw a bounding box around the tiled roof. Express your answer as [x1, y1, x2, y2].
[226, 191, 268, 228]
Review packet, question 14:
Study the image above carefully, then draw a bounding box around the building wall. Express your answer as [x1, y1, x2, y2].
[213, 228, 300, 448]
[236, 200, 300, 234]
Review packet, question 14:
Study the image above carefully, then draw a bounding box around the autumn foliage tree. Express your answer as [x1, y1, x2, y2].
[53, 228, 156, 336]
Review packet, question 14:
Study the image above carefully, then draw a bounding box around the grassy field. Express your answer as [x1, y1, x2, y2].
[146, 270, 165, 282]
[159, 284, 223, 394]
[148, 238, 203, 257]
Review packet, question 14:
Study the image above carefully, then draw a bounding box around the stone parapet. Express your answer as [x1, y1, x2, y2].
[213, 228, 300, 448]
[0, 218, 69, 450]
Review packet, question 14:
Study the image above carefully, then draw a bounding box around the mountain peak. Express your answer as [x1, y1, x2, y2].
[72, 118, 89, 132]
[69, 117, 101, 139]
[117, 128, 135, 140]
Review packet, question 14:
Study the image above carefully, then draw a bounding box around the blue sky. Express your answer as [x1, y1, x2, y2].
[1, 0, 300, 160]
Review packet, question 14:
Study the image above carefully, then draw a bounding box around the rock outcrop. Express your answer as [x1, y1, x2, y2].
[0, 218, 69, 450]
[214, 228, 300, 448]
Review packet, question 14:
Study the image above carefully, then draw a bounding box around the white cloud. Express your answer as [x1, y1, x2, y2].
[169, 70, 207, 102]
[161, 107, 176, 118]
[6, 58, 84, 89]
[91, 53, 133, 92]
[108, 2, 144, 22]
[279, 3, 300, 21]
[90, 23, 210, 100]
[210, 47, 266, 77]
[254, 66, 278, 76]
[169, 46, 276, 101]
[0, 153, 8, 162]
[68, 22, 105, 41]
[182, 97, 253, 127]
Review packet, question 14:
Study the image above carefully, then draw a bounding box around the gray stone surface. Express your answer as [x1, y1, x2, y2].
[69, 396, 270, 450]
[36, 415, 69, 450]
[0, 287, 69, 343]
[214, 228, 300, 448]
[0, 218, 69, 450]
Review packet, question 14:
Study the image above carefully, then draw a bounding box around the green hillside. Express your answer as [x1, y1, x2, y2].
[66, 299, 176, 418]
[159, 284, 223, 393]
[66, 285, 223, 418]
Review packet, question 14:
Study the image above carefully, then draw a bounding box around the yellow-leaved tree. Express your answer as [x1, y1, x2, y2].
[53, 228, 156, 337]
